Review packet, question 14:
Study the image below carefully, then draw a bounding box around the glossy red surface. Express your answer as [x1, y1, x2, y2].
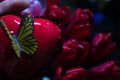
[0, 15, 60, 80]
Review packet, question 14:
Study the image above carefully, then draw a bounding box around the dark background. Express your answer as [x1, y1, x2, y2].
[59, 0, 120, 60]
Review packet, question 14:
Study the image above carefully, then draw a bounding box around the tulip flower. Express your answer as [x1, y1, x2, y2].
[55, 66, 87, 80]
[53, 39, 89, 69]
[88, 61, 120, 80]
[66, 8, 94, 41]
[86, 33, 116, 64]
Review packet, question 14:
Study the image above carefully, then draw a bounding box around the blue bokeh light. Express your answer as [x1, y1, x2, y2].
[42, 76, 51, 80]
[94, 12, 105, 25]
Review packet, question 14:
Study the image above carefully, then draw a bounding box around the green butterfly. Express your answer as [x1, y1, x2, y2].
[0, 14, 38, 58]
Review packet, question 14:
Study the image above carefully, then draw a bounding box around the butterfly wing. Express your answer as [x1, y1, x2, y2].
[0, 19, 21, 58]
[16, 14, 38, 55]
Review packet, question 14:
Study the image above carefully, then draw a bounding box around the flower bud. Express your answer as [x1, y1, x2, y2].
[88, 61, 120, 80]
[86, 33, 116, 64]
[54, 39, 89, 69]
[21, 0, 42, 17]
[66, 8, 94, 40]
[55, 66, 87, 80]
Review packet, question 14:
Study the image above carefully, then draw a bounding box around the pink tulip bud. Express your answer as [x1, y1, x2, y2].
[21, 0, 42, 17]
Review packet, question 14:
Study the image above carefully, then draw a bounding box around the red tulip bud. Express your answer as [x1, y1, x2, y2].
[66, 8, 94, 40]
[54, 39, 89, 69]
[86, 33, 116, 64]
[88, 61, 120, 80]
[55, 66, 87, 80]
